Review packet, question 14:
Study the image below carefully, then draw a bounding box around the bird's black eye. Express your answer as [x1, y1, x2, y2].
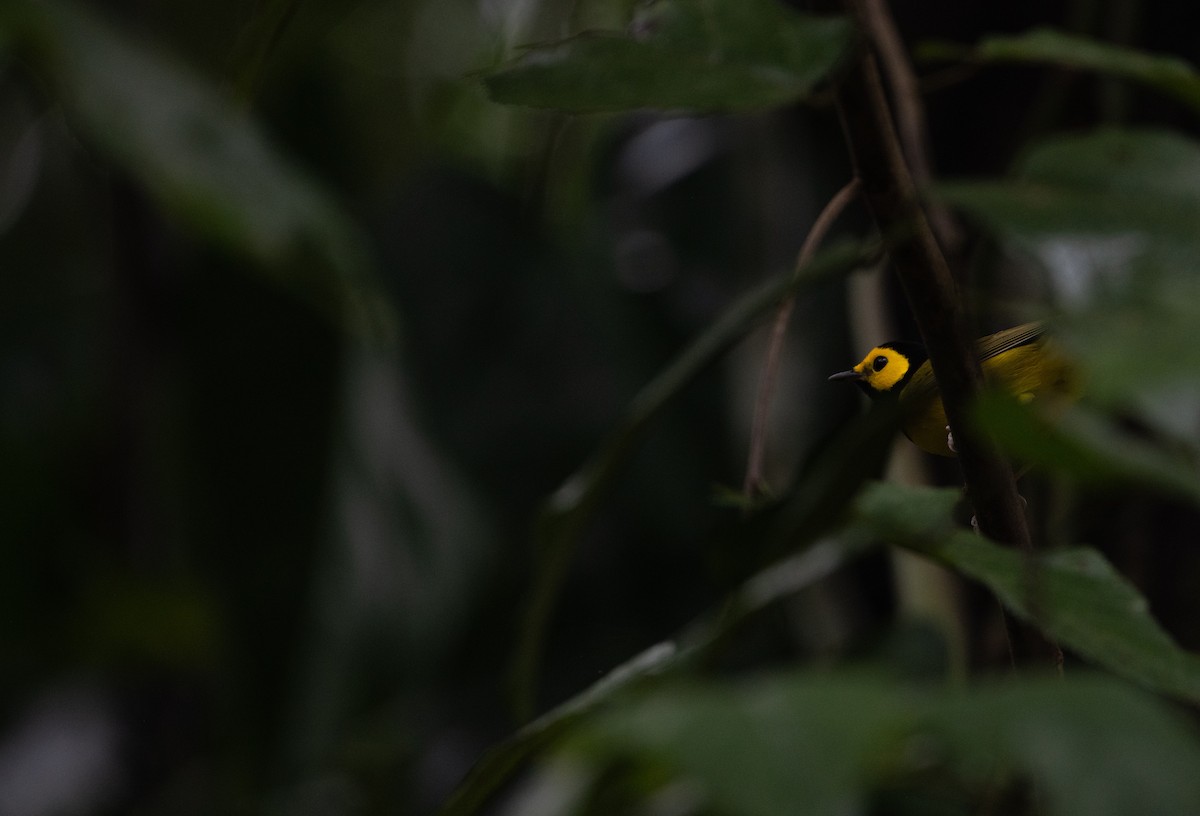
[872, 355, 888, 372]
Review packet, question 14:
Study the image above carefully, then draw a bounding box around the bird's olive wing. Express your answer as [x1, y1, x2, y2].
[974, 321, 1045, 361]
[898, 321, 1045, 404]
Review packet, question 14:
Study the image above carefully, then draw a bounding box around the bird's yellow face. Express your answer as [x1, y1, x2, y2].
[829, 345, 914, 395]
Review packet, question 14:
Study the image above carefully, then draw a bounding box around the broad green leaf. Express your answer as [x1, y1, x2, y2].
[509, 242, 873, 719]
[932, 678, 1200, 816]
[938, 129, 1200, 252]
[579, 676, 895, 816]
[571, 672, 1200, 816]
[974, 395, 1200, 506]
[934, 540, 1200, 704]
[856, 482, 1200, 704]
[0, 0, 391, 338]
[443, 536, 875, 815]
[484, 0, 853, 112]
[852, 478, 962, 548]
[1018, 127, 1200, 199]
[973, 28, 1200, 113]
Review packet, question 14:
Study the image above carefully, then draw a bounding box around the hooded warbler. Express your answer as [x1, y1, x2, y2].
[828, 322, 1076, 457]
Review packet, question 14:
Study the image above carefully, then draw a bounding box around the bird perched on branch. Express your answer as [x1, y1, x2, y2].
[828, 322, 1076, 456]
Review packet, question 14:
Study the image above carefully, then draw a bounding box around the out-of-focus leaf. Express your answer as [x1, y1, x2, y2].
[570, 672, 1200, 816]
[1017, 127, 1200, 199]
[856, 482, 1200, 704]
[0, 0, 391, 338]
[936, 130, 1200, 411]
[509, 241, 873, 719]
[934, 678, 1200, 816]
[444, 536, 875, 816]
[938, 129, 1200, 252]
[974, 395, 1200, 506]
[851, 479, 962, 549]
[579, 676, 893, 816]
[484, 0, 853, 112]
[971, 28, 1200, 112]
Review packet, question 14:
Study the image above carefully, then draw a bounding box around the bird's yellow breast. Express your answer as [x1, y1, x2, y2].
[900, 341, 1077, 457]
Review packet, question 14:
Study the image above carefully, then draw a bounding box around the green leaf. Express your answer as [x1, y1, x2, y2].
[933, 678, 1200, 816]
[484, 0, 854, 112]
[934, 541, 1200, 704]
[936, 130, 1200, 413]
[852, 476, 962, 547]
[855, 482, 1200, 704]
[974, 395, 1200, 506]
[571, 672, 1200, 816]
[443, 536, 876, 815]
[580, 676, 891, 816]
[1, 0, 392, 338]
[973, 28, 1200, 113]
[938, 129, 1200, 251]
[1017, 127, 1200, 198]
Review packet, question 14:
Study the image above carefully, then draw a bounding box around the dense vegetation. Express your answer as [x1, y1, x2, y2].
[3, 0, 1200, 814]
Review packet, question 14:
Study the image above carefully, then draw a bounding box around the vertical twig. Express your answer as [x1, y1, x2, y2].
[857, 0, 961, 253]
[839, 60, 1031, 549]
[743, 178, 861, 500]
[824, 0, 1064, 671]
[818, 0, 1033, 550]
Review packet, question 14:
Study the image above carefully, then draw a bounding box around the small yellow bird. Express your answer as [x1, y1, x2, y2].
[828, 322, 1076, 456]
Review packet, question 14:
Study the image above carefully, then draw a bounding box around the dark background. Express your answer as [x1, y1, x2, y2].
[2, 0, 1199, 813]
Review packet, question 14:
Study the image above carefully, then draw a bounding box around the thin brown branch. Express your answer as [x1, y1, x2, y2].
[858, 0, 926, 176]
[821, 0, 1032, 554]
[827, 3, 1065, 669]
[849, 1, 1067, 672]
[743, 178, 861, 500]
[857, 0, 962, 252]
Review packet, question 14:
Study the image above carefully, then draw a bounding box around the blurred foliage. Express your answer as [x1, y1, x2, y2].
[485, 0, 853, 112]
[921, 28, 1200, 114]
[4, 0, 1200, 815]
[547, 672, 1200, 816]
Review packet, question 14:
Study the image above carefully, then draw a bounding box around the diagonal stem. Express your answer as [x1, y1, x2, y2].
[826, 13, 1032, 554]
[857, 0, 961, 252]
[743, 178, 861, 500]
[824, 0, 1064, 672]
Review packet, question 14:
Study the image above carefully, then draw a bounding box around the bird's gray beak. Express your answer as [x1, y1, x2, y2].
[828, 369, 863, 382]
